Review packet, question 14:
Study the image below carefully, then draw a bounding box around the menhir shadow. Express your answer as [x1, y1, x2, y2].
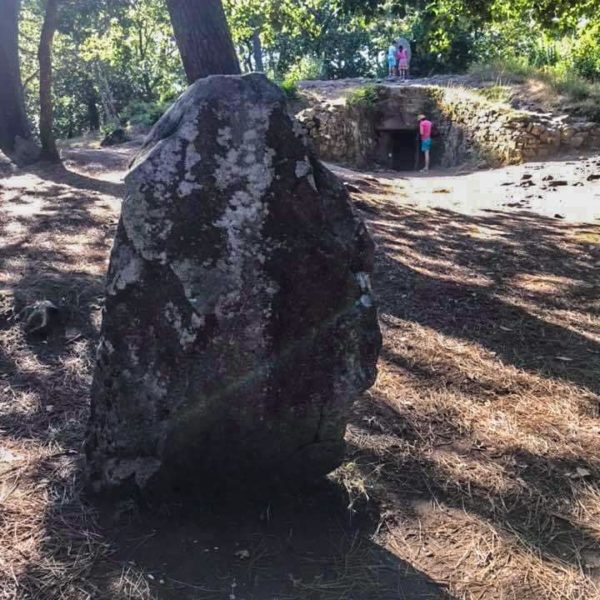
[93, 480, 453, 600]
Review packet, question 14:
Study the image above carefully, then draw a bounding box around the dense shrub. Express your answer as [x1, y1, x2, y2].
[571, 23, 600, 80]
[123, 100, 173, 128]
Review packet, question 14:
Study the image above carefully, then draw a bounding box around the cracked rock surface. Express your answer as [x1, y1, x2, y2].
[85, 73, 381, 496]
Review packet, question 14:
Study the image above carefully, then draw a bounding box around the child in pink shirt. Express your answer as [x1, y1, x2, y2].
[397, 46, 409, 80]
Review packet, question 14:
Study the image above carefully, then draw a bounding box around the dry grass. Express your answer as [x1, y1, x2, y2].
[341, 177, 600, 599]
[0, 160, 120, 598]
[2, 144, 600, 599]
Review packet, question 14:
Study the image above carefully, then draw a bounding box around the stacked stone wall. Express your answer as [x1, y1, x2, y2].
[296, 84, 600, 168]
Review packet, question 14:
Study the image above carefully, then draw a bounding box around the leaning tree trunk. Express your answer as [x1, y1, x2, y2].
[166, 0, 240, 83]
[38, 0, 60, 162]
[0, 0, 34, 158]
[252, 30, 264, 72]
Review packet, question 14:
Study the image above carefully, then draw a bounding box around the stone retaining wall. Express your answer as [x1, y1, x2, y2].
[296, 84, 600, 169]
[437, 88, 600, 164]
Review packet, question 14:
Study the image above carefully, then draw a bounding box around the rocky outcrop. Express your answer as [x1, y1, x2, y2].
[0, 150, 15, 177]
[100, 128, 129, 147]
[86, 74, 381, 497]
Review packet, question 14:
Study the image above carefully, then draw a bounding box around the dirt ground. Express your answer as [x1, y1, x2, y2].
[1, 139, 599, 600]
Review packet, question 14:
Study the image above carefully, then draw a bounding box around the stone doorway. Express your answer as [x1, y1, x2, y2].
[377, 128, 420, 172]
[390, 129, 419, 171]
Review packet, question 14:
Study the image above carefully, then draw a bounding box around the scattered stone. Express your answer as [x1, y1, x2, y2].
[521, 173, 532, 180]
[86, 74, 381, 497]
[554, 214, 565, 219]
[549, 180, 568, 187]
[101, 128, 129, 147]
[18, 300, 61, 337]
[343, 182, 361, 193]
[587, 174, 600, 181]
[542, 175, 554, 181]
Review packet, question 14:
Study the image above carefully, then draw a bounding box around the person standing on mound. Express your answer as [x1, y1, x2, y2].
[387, 41, 398, 78]
[418, 113, 432, 172]
[397, 45, 409, 80]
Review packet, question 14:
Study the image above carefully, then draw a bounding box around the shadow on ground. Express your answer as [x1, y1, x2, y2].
[89, 485, 452, 599]
[341, 196, 600, 596]
[2, 155, 600, 599]
[371, 202, 600, 394]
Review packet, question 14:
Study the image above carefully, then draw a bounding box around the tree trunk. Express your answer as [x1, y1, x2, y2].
[87, 93, 100, 131]
[166, 0, 240, 83]
[0, 0, 34, 158]
[94, 62, 119, 126]
[38, 0, 60, 162]
[243, 41, 253, 73]
[252, 30, 264, 72]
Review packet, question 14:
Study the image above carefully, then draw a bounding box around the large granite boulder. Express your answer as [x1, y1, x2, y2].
[0, 150, 16, 177]
[86, 73, 381, 496]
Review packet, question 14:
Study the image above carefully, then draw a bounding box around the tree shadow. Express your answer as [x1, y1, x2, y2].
[367, 202, 600, 395]
[349, 391, 600, 572]
[339, 198, 600, 593]
[26, 162, 125, 198]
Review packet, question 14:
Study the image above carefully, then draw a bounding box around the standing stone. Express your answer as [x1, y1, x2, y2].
[86, 74, 381, 496]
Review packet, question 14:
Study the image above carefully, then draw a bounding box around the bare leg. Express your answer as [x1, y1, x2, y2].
[424, 149, 430, 171]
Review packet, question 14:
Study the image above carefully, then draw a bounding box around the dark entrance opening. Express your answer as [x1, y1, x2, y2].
[390, 129, 418, 171]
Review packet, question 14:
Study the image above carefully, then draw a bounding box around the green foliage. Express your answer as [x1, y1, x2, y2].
[14, 0, 600, 143]
[476, 85, 511, 103]
[122, 99, 172, 128]
[469, 57, 600, 113]
[284, 56, 324, 82]
[277, 79, 299, 100]
[403, 0, 480, 75]
[19, 0, 184, 140]
[347, 85, 380, 108]
[571, 21, 600, 80]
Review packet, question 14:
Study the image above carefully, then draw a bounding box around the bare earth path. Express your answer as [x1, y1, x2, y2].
[1, 140, 599, 599]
